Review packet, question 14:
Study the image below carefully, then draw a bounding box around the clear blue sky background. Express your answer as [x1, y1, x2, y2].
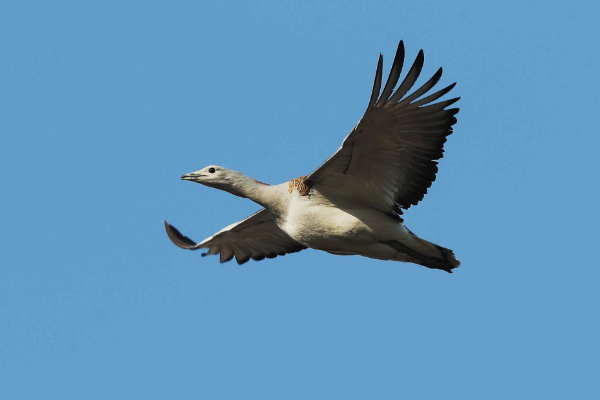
[1, 1, 599, 398]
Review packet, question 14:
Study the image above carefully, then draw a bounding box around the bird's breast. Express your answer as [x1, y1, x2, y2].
[278, 198, 397, 251]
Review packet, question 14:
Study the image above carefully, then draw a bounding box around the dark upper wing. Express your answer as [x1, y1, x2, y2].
[306, 41, 459, 215]
[165, 209, 306, 264]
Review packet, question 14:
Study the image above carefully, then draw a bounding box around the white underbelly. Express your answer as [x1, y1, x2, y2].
[279, 201, 404, 251]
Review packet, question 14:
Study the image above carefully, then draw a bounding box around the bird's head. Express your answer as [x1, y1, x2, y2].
[180, 165, 265, 199]
[181, 165, 233, 188]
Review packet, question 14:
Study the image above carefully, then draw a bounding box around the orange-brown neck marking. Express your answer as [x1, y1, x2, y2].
[253, 179, 268, 186]
[288, 175, 311, 196]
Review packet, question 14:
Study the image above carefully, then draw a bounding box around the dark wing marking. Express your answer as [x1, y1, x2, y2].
[307, 40, 459, 215]
[165, 209, 306, 264]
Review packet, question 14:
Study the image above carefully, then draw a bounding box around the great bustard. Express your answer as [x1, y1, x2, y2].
[166, 40, 460, 272]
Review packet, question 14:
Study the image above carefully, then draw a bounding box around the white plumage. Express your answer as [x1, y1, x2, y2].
[166, 40, 461, 272]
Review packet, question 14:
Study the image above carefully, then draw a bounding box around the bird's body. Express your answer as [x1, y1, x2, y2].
[282, 185, 458, 270]
[166, 40, 461, 272]
[284, 189, 387, 251]
[282, 182, 400, 251]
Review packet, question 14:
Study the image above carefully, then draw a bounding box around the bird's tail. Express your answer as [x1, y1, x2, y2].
[383, 231, 460, 273]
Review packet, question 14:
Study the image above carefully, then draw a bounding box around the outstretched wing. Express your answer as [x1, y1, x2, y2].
[307, 41, 459, 215]
[165, 209, 306, 264]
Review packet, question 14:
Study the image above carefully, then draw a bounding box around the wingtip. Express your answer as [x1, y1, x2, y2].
[164, 220, 198, 250]
[236, 256, 250, 265]
[396, 40, 405, 56]
[416, 49, 425, 63]
[395, 41, 405, 57]
[367, 54, 385, 110]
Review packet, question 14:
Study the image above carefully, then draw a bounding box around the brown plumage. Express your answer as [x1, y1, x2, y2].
[288, 176, 311, 196]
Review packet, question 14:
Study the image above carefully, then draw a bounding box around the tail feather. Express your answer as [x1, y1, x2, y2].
[432, 244, 461, 272]
[383, 234, 460, 273]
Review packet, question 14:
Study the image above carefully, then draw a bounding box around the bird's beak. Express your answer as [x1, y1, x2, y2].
[181, 172, 204, 181]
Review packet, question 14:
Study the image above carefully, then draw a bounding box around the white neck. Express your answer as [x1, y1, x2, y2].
[219, 171, 284, 213]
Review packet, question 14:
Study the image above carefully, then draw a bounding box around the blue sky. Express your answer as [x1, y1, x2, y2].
[1, 0, 599, 398]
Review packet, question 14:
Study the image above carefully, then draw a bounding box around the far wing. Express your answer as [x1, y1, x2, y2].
[307, 41, 459, 215]
[165, 209, 306, 264]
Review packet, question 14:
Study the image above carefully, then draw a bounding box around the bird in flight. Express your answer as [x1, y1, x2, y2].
[165, 40, 460, 272]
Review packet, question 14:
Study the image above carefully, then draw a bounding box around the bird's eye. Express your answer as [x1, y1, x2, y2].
[208, 167, 216, 173]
